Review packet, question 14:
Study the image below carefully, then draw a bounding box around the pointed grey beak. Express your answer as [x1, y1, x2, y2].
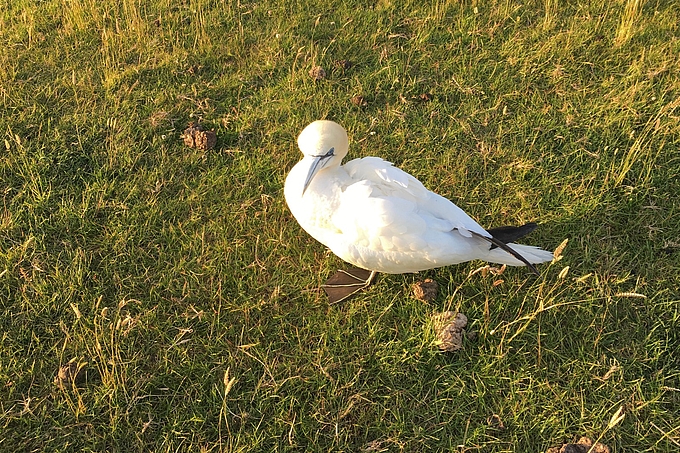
[302, 147, 334, 195]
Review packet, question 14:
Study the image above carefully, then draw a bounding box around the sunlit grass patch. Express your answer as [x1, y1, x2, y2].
[1, 0, 679, 451]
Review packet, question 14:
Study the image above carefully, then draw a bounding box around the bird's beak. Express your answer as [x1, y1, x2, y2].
[302, 148, 334, 195]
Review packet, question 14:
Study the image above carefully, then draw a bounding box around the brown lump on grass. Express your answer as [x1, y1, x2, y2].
[412, 278, 438, 302]
[181, 122, 217, 150]
[309, 66, 326, 80]
[431, 311, 467, 352]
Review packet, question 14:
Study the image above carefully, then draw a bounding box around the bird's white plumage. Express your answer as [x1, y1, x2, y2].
[284, 120, 553, 274]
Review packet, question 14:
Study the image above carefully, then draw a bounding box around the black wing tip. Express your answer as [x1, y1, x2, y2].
[487, 223, 539, 247]
[471, 231, 541, 276]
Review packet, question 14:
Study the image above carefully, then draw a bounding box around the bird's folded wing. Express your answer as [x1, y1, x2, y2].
[341, 157, 490, 241]
[330, 181, 415, 248]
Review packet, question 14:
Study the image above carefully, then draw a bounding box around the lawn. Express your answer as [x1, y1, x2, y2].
[1, 0, 679, 451]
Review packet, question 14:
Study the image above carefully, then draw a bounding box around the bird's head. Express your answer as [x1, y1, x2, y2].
[297, 120, 349, 195]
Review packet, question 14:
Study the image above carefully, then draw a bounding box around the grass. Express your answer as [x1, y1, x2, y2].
[1, 0, 679, 451]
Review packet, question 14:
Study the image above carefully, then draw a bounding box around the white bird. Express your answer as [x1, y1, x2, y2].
[285, 120, 553, 303]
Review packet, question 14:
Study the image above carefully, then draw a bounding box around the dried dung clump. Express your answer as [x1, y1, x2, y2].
[546, 437, 610, 453]
[181, 122, 217, 150]
[309, 66, 326, 80]
[431, 311, 467, 352]
[412, 278, 438, 302]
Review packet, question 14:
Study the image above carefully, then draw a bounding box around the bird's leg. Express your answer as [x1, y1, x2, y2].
[322, 268, 377, 304]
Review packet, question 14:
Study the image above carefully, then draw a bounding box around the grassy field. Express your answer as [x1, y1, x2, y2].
[1, 0, 679, 451]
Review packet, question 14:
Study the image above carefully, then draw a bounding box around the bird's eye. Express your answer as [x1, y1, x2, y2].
[313, 147, 334, 158]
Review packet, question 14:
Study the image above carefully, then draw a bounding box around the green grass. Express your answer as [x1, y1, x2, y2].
[1, 0, 679, 451]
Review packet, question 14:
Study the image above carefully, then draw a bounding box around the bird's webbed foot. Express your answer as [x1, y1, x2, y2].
[322, 268, 377, 304]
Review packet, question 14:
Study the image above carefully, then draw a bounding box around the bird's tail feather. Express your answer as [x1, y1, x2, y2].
[485, 243, 554, 267]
